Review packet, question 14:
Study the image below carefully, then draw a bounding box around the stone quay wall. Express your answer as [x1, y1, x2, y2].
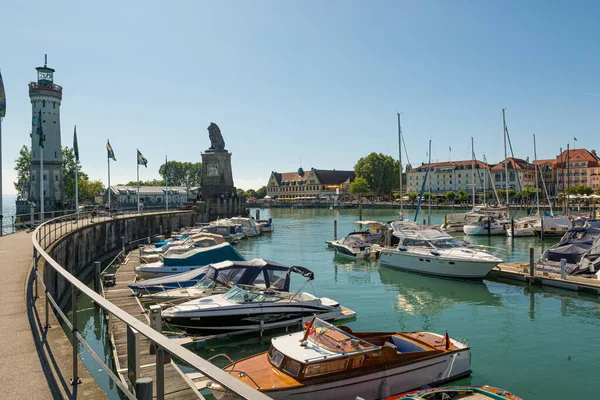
[44, 211, 196, 308]
[196, 197, 248, 223]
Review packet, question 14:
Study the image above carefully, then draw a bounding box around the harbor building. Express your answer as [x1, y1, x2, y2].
[555, 148, 600, 192]
[29, 57, 64, 210]
[533, 159, 557, 195]
[266, 168, 355, 200]
[109, 185, 197, 207]
[406, 160, 491, 196]
[490, 157, 537, 190]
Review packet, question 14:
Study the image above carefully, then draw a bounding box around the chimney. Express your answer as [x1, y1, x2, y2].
[592, 150, 597, 156]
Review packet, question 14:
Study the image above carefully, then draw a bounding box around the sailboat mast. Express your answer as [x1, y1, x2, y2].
[471, 137, 476, 209]
[398, 113, 403, 217]
[427, 139, 432, 226]
[503, 108, 509, 206]
[534, 134, 541, 216]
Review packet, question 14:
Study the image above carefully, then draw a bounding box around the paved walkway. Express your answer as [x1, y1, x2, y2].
[0, 230, 104, 399]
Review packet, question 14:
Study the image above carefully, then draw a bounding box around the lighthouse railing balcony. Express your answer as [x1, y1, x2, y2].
[28, 81, 63, 94]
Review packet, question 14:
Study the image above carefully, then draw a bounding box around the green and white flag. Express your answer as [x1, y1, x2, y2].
[137, 149, 148, 168]
[107, 140, 116, 161]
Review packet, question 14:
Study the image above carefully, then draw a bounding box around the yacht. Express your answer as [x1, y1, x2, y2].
[228, 217, 261, 237]
[533, 215, 572, 238]
[463, 215, 508, 236]
[536, 226, 600, 276]
[330, 232, 379, 259]
[387, 386, 522, 400]
[255, 218, 274, 233]
[142, 259, 303, 304]
[206, 317, 471, 400]
[140, 234, 224, 263]
[506, 216, 537, 237]
[379, 228, 503, 278]
[201, 222, 245, 242]
[162, 271, 355, 334]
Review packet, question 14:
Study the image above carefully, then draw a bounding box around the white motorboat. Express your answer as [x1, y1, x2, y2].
[330, 233, 378, 259]
[201, 222, 245, 242]
[533, 215, 572, 238]
[379, 228, 503, 278]
[163, 275, 355, 334]
[506, 216, 537, 237]
[255, 218, 274, 233]
[463, 215, 508, 236]
[227, 217, 261, 237]
[207, 317, 471, 400]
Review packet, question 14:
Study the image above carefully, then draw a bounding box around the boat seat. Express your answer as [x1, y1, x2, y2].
[383, 341, 398, 352]
[390, 335, 428, 353]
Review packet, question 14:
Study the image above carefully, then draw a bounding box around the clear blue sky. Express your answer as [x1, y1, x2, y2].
[1, 0, 599, 194]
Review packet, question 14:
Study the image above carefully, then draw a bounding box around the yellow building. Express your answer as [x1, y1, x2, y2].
[266, 168, 355, 200]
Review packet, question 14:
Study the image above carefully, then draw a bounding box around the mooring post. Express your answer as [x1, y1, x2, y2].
[385, 229, 391, 247]
[256, 209, 260, 220]
[510, 217, 514, 237]
[560, 258, 566, 280]
[121, 236, 125, 253]
[94, 261, 101, 294]
[422, 219, 426, 227]
[156, 348, 165, 400]
[529, 247, 535, 277]
[159, 225, 162, 235]
[334, 220, 338, 240]
[359, 204, 363, 221]
[135, 377, 153, 400]
[71, 285, 81, 385]
[540, 216, 544, 242]
[487, 218, 491, 237]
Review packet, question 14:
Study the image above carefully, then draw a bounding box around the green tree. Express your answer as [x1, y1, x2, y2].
[125, 179, 165, 186]
[422, 192, 430, 200]
[497, 189, 507, 203]
[159, 161, 202, 188]
[255, 186, 267, 199]
[507, 189, 517, 201]
[457, 190, 468, 203]
[62, 147, 81, 201]
[445, 191, 456, 204]
[14, 145, 31, 199]
[408, 192, 418, 204]
[354, 153, 399, 196]
[79, 177, 105, 203]
[350, 177, 370, 196]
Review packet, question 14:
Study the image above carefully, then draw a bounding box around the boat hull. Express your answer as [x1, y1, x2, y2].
[506, 227, 535, 237]
[211, 348, 471, 400]
[331, 242, 376, 259]
[379, 251, 498, 278]
[463, 224, 506, 236]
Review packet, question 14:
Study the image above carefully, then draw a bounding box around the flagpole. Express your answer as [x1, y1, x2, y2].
[74, 127, 79, 221]
[107, 149, 111, 206]
[165, 155, 168, 211]
[137, 150, 140, 213]
[0, 117, 3, 235]
[40, 144, 44, 223]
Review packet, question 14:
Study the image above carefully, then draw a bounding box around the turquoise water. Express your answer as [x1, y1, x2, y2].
[211, 207, 598, 399]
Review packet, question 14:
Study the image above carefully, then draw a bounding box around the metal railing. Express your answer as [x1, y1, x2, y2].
[31, 211, 269, 400]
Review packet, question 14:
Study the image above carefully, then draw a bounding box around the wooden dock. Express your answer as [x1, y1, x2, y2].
[103, 250, 204, 399]
[491, 262, 600, 295]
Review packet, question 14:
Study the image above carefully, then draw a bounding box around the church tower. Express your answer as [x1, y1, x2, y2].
[29, 55, 63, 210]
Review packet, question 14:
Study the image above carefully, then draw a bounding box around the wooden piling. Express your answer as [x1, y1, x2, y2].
[333, 220, 338, 240]
[529, 248, 534, 277]
[94, 261, 101, 294]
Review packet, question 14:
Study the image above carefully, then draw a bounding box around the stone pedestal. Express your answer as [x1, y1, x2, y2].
[201, 151, 235, 198]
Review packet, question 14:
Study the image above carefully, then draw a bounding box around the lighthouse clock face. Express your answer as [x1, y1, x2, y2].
[38, 71, 53, 82]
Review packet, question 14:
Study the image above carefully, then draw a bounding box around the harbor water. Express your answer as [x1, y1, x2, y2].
[73, 207, 599, 399]
[194, 207, 598, 399]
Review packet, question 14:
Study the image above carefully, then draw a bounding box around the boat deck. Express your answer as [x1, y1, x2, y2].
[104, 250, 204, 399]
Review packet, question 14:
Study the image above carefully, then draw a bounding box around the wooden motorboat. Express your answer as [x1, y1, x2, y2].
[207, 317, 471, 400]
[385, 385, 522, 399]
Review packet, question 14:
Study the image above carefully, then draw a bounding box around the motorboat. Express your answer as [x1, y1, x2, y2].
[379, 228, 503, 278]
[206, 317, 471, 400]
[134, 242, 245, 279]
[506, 216, 537, 237]
[162, 270, 355, 334]
[255, 218, 274, 233]
[533, 214, 572, 238]
[128, 267, 211, 295]
[201, 223, 244, 243]
[463, 215, 508, 236]
[330, 233, 379, 259]
[536, 227, 600, 276]
[140, 234, 225, 263]
[386, 386, 522, 400]
[441, 205, 509, 233]
[141, 259, 302, 304]
[228, 217, 261, 237]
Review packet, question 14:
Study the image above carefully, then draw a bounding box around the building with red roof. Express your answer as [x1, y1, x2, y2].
[266, 168, 355, 200]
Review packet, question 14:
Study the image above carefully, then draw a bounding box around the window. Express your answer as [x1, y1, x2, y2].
[270, 350, 284, 368]
[305, 359, 348, 377]
[283, 359, 301, 377]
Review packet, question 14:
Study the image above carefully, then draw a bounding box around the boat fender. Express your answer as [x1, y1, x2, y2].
[379, 379, 391, 398]
[431, 251, 440, 256]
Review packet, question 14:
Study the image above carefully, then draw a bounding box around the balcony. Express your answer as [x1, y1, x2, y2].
[29, 82, 63, 96]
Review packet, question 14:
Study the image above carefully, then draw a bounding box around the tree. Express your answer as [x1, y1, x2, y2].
[497, 189, 507, 203]
[350, 177, 370, 196]
[62, 147, 81, 201]
[125, 179, 165, 186]
[255, 186, 267, 199]
[159, 161, 202, 188]
[422, 192, 430, 200]
[445, 191, 456, 204]
[14, 145, 31, 199]
[79, 177, 105, 203]
[408, 193, 418, 204]
[457, 190, 468, 203]
[354, 153, 399, 196]
[507, 189, 517, 201]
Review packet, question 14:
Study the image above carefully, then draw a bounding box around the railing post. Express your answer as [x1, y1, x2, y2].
[70, 285, 81, 385]
[156, 347, 165, 400]
[94, 261, 102, 294]
[135, 377, 153, 400]
[560, 258, 567, 280]
[127, 326, 140, 387]
[121, 236, 125, 253]
[33, 250, 39, 301]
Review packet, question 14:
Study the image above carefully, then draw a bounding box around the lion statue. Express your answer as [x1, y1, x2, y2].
[208, 122, 226, 152]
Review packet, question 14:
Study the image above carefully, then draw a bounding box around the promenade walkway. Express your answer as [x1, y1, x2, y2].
[0, 229, 105, 399]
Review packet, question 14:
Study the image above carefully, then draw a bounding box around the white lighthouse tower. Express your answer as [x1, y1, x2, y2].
[29, 55, 63, 211]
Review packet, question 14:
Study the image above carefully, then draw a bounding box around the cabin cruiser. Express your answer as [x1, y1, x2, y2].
[255, 218, 274, 233]
[228, 217, 261, 237]
[463, 215, 508, 236]
[326, 220, 388, 249]
[379, 228, 503, 278]
[142, 259, 301, 304]
[140, 234, 224, 263]
[441, 205, 509, 233]
[201, 223, 244, 243]
[134, 242, 245, 279]
[506, 216, 537, 237]
[129, 267, 211, 295]
[330, 233, 379, 259]
[162, 269, 355, 334]
[387, 386, 522, 400]
[206, 317, 471, 400]
[533, 215, 572, 238]
[536, 227, 600, 276]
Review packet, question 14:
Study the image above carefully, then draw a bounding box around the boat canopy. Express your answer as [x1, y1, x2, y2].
[128, 266, 211, 294]
[161, 242, 244, 266]
[205, 259, 314, 292]
[543, 227, 600, 265]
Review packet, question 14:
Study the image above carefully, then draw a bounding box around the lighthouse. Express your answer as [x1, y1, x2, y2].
[29, 55, 63, 211]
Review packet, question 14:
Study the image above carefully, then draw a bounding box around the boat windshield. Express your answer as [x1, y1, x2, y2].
[431, 238, 463, 249]
[193, 277, 219, 290]
[306, 319, 378, 354]
[222, 286, 281, 303]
